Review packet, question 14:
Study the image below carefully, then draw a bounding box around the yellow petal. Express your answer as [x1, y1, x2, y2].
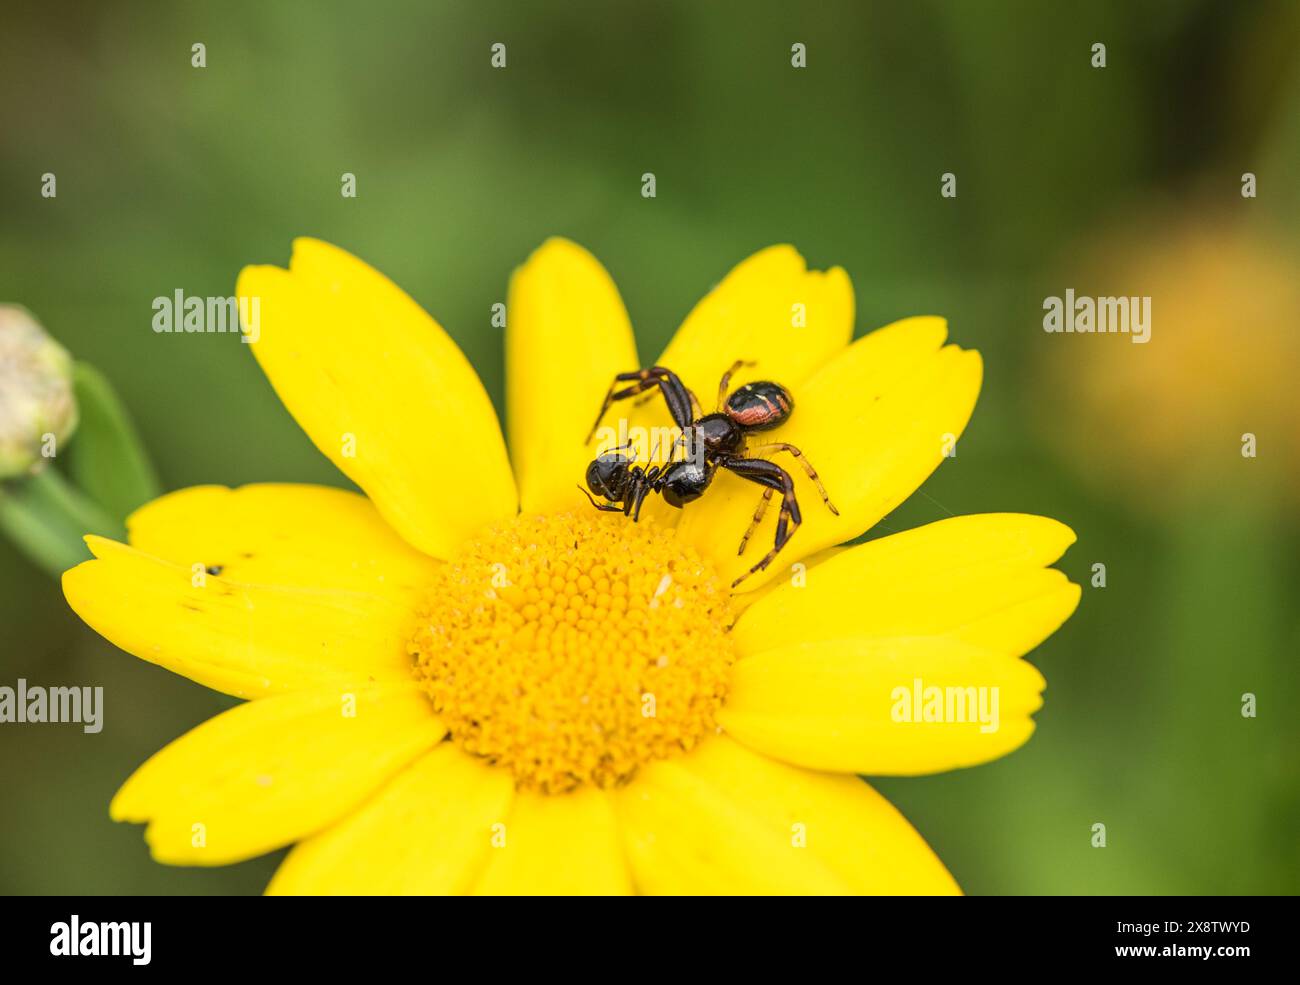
[617, 735, 958, 894]
[733, 513, 1080, 657]
[676, 316, 981, 591]
[267, 744, 513, 895]
[507, 238, 640, 514]
[597, 246, 853, 531]
[729, 545, 846, 618]
[473, 787, 631, 895]
[111, 682, 445, 866]
[650, 245, 854, 411]
[237, 238, 516, 559]
[127, 483, 440, 608]
[63, 537, 415, 698]
[719, 636, 1045, 775]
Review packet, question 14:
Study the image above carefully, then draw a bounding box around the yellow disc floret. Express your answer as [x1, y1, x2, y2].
[409, 511, 736, 794]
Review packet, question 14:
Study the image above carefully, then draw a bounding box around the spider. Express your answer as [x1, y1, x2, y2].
[580, 361, 838, 587]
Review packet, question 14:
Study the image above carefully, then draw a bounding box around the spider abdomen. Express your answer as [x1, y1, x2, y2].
[724, 380, 793, 431]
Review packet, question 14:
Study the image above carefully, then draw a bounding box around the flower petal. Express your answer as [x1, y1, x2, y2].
[473, 787, 632, 895]
[650, 245, 854, 411]
[728, 545, 846, 617]
[126, 483, 440, 608]
[267, 744, 513, 895]
[237, 238, 516, 559]
[732, 513, 1080, 657]
[507, 238, 640, 514]
[676, 316, 981, 591]
[599, 247, 853, 531]
[111, 682, 445, 865]
[616, 735, 958, 894]
[719, 636, 1045, 775]
[63, 537, 416, 698]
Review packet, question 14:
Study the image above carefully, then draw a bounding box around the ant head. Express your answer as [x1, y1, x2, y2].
[661, 460, 711, 508]
[585, 450, 634, 501]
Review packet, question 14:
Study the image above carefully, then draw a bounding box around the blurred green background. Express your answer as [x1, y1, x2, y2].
[1, 0, 1297, 895]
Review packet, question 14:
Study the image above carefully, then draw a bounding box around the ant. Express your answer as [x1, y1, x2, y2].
[580, 361, 838, 588]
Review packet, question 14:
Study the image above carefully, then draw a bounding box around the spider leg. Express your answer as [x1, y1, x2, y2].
[667, 416, 704, 464]
[716, 359, 757, 411]
[723, 457, 802, 587]
[737, 487, 774, 555]
[586, 367, 695, 443]
[634, 385, 701, 417]
[745, 442, 839, 515]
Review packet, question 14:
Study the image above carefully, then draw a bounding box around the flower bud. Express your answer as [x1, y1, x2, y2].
[0, 306, 78, 478]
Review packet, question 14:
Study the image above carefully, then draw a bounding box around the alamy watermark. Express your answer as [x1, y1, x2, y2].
[0, 679, 103, 733]
[1043, 289, 1150, 344]
[592, 419, 706, 467]
[890, 677, 1000, 734]
[50, 915, 150, 965]
[152, 290, 259, 342]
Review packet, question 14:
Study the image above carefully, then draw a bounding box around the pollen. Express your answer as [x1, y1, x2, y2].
[408, 511, 737, 794]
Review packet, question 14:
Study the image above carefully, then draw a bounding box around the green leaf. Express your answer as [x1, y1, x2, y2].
[68, 361, 161, 521]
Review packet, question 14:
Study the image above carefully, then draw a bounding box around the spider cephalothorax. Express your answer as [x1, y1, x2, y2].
[582, 361, 838, 587]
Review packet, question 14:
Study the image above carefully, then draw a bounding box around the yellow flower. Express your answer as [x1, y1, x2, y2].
[62, 238, 1080, 894]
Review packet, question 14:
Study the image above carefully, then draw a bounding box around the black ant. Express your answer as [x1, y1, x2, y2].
[580, 361, 838, 588]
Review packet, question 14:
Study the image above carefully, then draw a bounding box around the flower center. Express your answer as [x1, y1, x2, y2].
[408, 511, 736, 794]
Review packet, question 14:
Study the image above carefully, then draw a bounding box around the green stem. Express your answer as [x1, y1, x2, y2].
[0, 467, 123, 577]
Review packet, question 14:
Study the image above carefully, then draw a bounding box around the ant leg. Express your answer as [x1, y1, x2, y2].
[630, 483, 652, 521]
[723, 458, 803, 588]
[602, 439, 637, 455]
[716, 359, 756, 411]
[629, 468, 660, 521]
[586, 367, 695, 443]
[737, 487, 774, 556]
[744, 442, 839, 515]
[578, 486, 627, 513]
